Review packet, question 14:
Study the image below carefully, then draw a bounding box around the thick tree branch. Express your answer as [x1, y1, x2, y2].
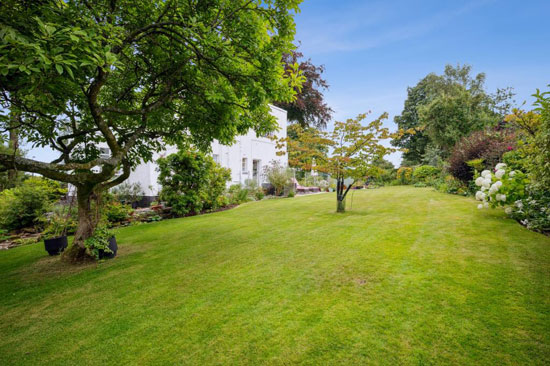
[0, 154, 77, 183]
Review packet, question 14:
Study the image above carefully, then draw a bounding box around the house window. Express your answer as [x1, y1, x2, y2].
[242, 157, 248, 173]
[253, 160, 260, 182]
[213, 154, 220, 164]
[99, 147, 110, 159]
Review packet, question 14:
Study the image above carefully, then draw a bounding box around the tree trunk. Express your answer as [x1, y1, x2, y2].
[335, 177, 353, 213]
[336, 196, 346, 212]
[62, 186, 96, 262]
[336, 176, 346, 212]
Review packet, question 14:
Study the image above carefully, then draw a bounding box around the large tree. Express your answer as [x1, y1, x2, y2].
[392, 64, 514, 165]
[0, 0, 302, 261]
[274, 49, 333, 129]
[286, 112, 395, 212]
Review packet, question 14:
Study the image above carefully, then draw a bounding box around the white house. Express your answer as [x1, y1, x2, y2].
[120, 105, 288, 201]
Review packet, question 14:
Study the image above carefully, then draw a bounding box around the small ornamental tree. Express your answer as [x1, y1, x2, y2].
[284, 112, 397, 212]
[0, 0, 302, 261]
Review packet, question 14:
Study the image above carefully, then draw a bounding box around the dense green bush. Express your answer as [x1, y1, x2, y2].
[396, 167, 413, 185]
[157, 150, 231, 216]
[412, 165, 440, 183]
[226, 184, 250, 205]
[509, 188, 550, 234]
[104, 202, 133, 225]
[84, 225, 114, 260]
[244, 179, 265, 201]
[0, 177, 67, 231]
[497, 89, 550, 234]
[435, 175, 469, 196]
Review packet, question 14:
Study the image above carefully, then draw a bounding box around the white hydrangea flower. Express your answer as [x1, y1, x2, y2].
[482, 178, 491, 188]
[489, 184, 499, 194]
[496, 194, 507, 202]
[481, 170, 491, 178]
[495, 180, 502, 188]
[495, 169, 505, 179]
[509, 170, 516, 177]
[477, 204, 483, 209]
[515, 200, 523, 209]
[475, 177, 484, 186]
[495, 163, 507, 170]
[483, 201, 489, 208]
[481, 185, 487, 191]
[475, 191, 486, 201]
[505, 207, 512, 215]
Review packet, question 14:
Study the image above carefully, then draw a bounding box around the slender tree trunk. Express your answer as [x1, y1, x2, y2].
[336, 177, 346, 212]
[335, 177, 353, 213]
[336, 196, 346, 212]
[62, 185, 96, 262]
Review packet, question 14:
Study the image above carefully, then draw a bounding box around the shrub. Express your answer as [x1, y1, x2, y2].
[244, 179, 264, 201]
[42, 206, 77, 238]
[448, 129, 516, 183]
[473, 163, 528, 209]
[473, 162, 549, 234]
[111, 182, 144, 205]
[396, 167, 413, 185]
[413, 165, 440, 183]
[104, 202, 133, 225]
[84, 225, 114, 260]
[435, 175, 468, 196]
[504, 89, 550, 191]
[509, 188, 550, 234]
[0, 178, 66, 231]
[157, 150, 231, 216]
[263, 161, 291, 196]
[226, 184, 249, 205]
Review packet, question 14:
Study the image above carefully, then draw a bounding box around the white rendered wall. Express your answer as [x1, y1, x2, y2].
[123, 105, 288, 197]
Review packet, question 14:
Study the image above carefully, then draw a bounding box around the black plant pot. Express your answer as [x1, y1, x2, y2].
[44, 235, 68, 256]
[98, 236, 118, 259]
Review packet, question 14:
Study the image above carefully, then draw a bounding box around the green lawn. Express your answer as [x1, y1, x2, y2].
[0, 186, 548, 365]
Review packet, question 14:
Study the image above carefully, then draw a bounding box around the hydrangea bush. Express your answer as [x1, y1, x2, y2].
[509, 189, 550, 233]
[474, 163, 528, 209]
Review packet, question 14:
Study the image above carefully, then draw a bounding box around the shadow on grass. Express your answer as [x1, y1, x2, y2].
[12, 241, 145, 284]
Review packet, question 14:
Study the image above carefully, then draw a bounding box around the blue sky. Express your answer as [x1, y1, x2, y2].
[293, 0, 550, 165]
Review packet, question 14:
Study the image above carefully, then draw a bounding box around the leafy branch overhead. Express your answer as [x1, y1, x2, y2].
[0, 0, 303, 260]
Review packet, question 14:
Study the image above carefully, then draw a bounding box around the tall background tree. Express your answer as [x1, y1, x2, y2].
[0, 0, 302, 261]
[392, 64, 514, 165]
[274, 48, 333, 129]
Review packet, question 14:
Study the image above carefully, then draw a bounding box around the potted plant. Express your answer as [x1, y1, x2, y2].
[43, 215, 68, 256]
[85, 225, 118, 260]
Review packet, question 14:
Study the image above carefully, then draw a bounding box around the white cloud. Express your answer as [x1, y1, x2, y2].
[297, 0, 495, 55]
